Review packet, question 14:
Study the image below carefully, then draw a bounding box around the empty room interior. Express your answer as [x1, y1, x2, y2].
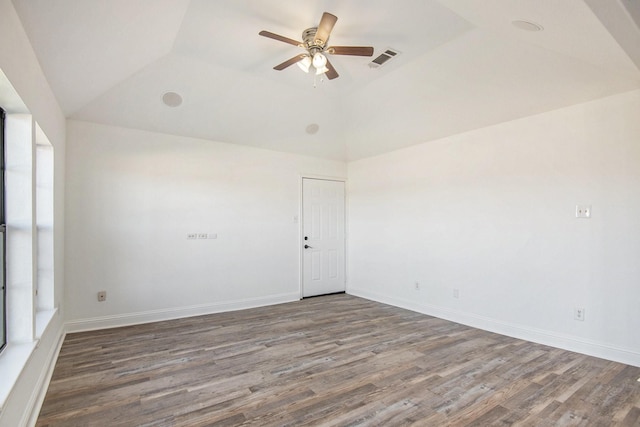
[1, 0, 640, 425]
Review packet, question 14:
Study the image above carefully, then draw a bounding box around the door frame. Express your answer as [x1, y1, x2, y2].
[299, 174, 347, 299]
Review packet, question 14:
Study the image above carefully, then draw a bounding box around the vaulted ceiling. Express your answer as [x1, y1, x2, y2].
[12, 0, 640, 161]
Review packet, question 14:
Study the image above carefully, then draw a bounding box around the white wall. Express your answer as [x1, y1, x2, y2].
[65, 120, 346, 330]
[0, 0, 66, 425]
[347, 89, 640, 367]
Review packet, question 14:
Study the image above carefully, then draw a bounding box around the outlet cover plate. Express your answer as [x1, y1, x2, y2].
[576, 205, 591, 218]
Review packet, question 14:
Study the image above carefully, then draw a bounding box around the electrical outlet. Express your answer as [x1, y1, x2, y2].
[187, 233, 197, 239]
[574, 307, 585, 321]
[97, 291, 107, 302]
[198, 233, 208, 239]
[453, 289, 460, 299]
[414, 282, 420, 290]
[576, 205, 591, 219]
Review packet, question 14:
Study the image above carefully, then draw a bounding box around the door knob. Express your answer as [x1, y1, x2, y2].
[304, 244, 313, 249]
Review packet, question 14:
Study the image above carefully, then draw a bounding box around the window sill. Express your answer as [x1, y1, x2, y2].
[0, 308, 58, 410]
[0, 341, 37, 410]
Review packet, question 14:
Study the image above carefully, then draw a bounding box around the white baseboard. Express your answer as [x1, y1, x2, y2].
[348, 287, 640, 368]
[24, 326, 65, 427]
[65, 292, 301, 333]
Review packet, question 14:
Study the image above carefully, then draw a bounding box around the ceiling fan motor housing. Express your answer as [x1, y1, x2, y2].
[302, 27, 328, 51]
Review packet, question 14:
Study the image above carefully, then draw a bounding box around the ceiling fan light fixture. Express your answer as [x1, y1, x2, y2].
[312, 52, 327, 69]
[315, 65, 329, 75]
[297, 55, 311, 73]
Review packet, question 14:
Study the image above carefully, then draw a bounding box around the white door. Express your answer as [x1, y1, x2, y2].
[302, 178, 346, 297]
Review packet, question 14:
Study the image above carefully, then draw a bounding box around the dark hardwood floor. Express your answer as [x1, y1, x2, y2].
[37, 294, 640, 426]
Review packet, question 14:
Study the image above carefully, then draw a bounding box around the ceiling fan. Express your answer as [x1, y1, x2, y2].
[259, 12, 374, 80]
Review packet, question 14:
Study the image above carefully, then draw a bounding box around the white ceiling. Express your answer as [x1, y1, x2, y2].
[12, 0, 640, 161]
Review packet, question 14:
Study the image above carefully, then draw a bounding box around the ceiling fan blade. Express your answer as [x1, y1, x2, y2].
[273, 54, 307, 71]
[314, 12, 338, 47]
[325, 58, 339, 80]
[327, 46, 374, 57]
[259, 30, 302, 47]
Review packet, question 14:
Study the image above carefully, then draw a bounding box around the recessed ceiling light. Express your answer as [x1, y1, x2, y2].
[306, 124, 319, 135]
[511, 20, 544, 32]
[162, 91, 183, 107]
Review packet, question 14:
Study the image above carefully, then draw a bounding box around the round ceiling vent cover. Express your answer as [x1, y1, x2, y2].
[162, 91, 183, 107]
[306, 123, 320, 135]
[511, 20, 544, 32]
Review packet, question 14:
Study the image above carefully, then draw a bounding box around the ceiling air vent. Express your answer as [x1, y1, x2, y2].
[368, 48, 400, 69]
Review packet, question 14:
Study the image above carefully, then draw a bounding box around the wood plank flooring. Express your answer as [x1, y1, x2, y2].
[37, 294, 640, 426]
